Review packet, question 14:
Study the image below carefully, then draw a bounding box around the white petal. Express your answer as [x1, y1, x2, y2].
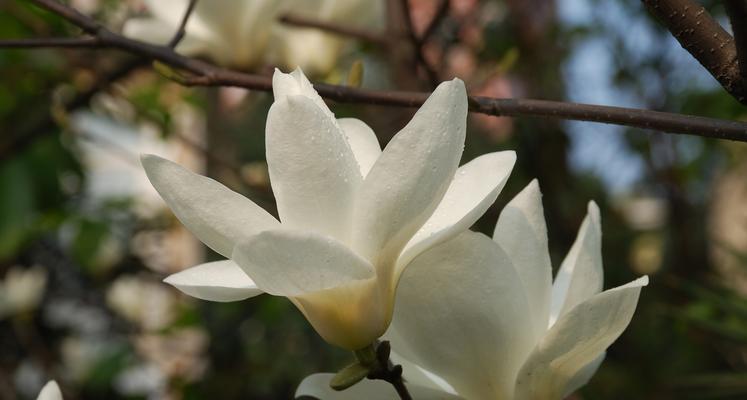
[493, 180, 553, 339]
[352, 79, 467, 272]
[295, 373, 461, 400]
[392, 352, 459, 395]
[515, 276, 648, 400]
[37, 381, 62, 400]
[562, 352, 605, 398]
[141, 154, 279, 258]
[388, 231, 534, 400]
[232, 230, 374, 297]
[163, 260, 262, 302]
[272, 68, 335, 121]
[140, 0, 187, 26]
[337, 118, 381, 177]
[265, 96, 362, 243]
[549, 201, 604, 326]
[398, 151, 516, 271]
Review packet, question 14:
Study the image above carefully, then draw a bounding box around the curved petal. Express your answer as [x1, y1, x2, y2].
[233, 230, 380, 349]
[295, 373, 461, 400]
[265, 95, 362, 243]
[398, 151, 516, 272]
[352, 79, 467, 273]
[515, 276, 648, 400]
[392, 352, 459, 395]
[232, 229, 373, 297]
[563, 352, 605, 398]
[549, 201, 604, 326]
[272, 68, 335, 121]
[141, 154, 279, 258]
[163, 260, 263, 302]
[337, 118, 381, 177]
[37, 381, 62, 400]
[388, 231, 534, 400]
[493, 180, 553, 339]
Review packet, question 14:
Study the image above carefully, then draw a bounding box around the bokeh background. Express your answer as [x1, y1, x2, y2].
[1, 0, 746, 399]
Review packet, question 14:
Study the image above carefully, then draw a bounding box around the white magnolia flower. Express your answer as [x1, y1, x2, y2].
[123, 0, 383, 74]
[298, 181, 648, 399]
[0, 265, 47, 319]
[37, 381, 62, 400]
[143, 68, 516, 349]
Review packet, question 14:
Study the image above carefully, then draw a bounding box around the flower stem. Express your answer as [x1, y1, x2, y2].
[354, 341, 412, 400]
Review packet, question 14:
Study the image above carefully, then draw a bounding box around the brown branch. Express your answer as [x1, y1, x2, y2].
[724, 0, 747, 79]
[278, 13, 388, 45]
[167, 0, 198, 48]
[2, 0, 745, 146]
[641, 0, 747, 104]
[0, 36, 101, 47]
[419, 0, 450, 45]
[398, 0, 439, 87]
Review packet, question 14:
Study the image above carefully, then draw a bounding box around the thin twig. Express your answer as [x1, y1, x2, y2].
[278, 13, 388, 45]
[641, 0, 747, 104]
[4, 0, 746, 143]
[398, 0, 439, 86]
[0, 36, 101, 47]
[724, 0, 747, 79]
[167, 0, 198, 48]
[418, 0, 450, 45]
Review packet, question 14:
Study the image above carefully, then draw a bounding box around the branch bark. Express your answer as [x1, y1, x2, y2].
[724, 0, 747, 79]
[641, 0, 747, 104]
[278, 14, 388, 45]
[4, 0, 746, 145]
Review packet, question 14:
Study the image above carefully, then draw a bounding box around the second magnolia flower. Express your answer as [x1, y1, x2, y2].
[142, 68, 516, 350]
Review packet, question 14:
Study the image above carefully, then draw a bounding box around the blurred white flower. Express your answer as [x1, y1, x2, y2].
[143, 68, 516, 349]
[298, 181, 648, 399]
[134, 327, 209, 382]
[123, 0, 383, 74]
[36, 381, 62, 400]
[106, 275, 177, 331]
[0, 265, 47, 319]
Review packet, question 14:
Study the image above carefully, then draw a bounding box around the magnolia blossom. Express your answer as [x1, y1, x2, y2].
[123, 0, 382, 74]
[142, 68, 515, 350]
[298, 181, 648, 399]
[0, 265, 47, 319]
[36, 381, 62, 400]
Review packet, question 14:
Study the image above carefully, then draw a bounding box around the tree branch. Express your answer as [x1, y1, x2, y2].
[641, 0, 747, 104]
[167, 0, 198, 48]
[724, 0, 747, 79]
[398, 0, 439, 86]
[278, 13, 388, 45]
[0, 36, 101, 48]
[418, 0, 450, 45]
[3, 0, 746, 145]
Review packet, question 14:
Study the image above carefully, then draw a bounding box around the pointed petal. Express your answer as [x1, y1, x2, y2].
[163, 260, 262, 302]
[295, 373, 460, 400]
[337, 118, 381, 177]
[398, 151, 516, 271]
[232, 230, 373, 297]
[37, 381, 62, 400]
[141, 154, 279, 258]
[272, 68, 334, 120]
[515, 276, 648, 400]
[353, 79, 467, 271]
[549, 201, 604, 326]
[388, 231, 534, 400]
[563, 352, 605, 398]
[493, 180, 553, 339]
[266, 95, 362, 243]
